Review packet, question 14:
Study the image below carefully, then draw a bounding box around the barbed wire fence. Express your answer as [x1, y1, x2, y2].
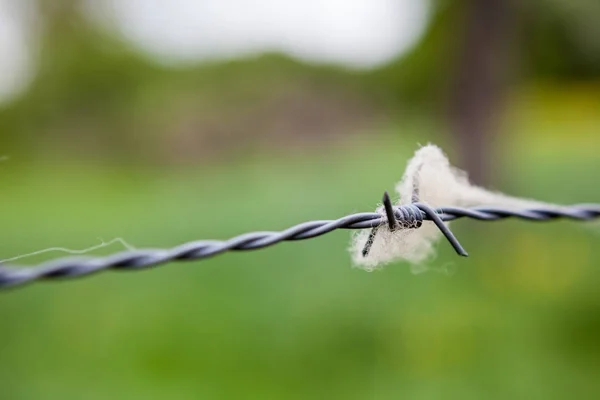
[1, 190, 599, 290]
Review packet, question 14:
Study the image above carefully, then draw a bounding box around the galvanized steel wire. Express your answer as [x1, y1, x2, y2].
[1, 202, 599, 290]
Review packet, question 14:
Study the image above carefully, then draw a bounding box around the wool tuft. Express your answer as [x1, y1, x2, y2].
[350, 144, 561, 271]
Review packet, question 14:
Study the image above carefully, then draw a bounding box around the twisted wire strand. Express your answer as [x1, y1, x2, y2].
[1, 203, 599, 289]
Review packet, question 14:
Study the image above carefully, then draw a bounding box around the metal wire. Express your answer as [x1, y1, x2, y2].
[1, 202, 599, 290]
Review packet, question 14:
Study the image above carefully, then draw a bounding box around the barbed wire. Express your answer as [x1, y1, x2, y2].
[1, 198, 599, 290]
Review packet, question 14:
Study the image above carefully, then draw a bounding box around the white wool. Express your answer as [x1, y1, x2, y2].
[350, 144, 562, 271]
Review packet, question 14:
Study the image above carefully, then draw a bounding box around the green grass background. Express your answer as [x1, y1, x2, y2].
[1, 109, 600, 399]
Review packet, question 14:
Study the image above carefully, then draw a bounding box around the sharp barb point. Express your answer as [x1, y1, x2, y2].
[382, 191, 398, 231]
[414, 202, 469, 257]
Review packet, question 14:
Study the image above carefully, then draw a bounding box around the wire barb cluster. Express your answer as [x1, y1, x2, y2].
[1, 201, 599, 290]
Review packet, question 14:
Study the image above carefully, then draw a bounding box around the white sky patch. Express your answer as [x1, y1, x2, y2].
[0, 0, 430, 103]
[0, 0, 36, 106]
[86, 0, 430, 68]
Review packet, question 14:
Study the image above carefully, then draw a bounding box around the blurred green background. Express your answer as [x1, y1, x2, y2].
[1, 0, 600, 399]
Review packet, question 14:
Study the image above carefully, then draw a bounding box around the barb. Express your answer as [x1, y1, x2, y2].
[1, 203, 599, 290]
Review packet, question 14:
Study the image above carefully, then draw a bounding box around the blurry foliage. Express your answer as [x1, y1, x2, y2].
[520, 0, 600, 79]
[0, 0, 599, 166]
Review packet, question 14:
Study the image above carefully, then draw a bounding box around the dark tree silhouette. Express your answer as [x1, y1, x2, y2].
[448, 0, 516, 185]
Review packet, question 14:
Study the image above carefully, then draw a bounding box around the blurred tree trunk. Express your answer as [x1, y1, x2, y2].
[448, 0, 517, 185]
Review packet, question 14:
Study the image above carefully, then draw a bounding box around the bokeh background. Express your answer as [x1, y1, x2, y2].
[1, 0, 600, 398]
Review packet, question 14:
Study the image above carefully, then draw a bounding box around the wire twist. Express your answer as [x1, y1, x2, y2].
[1, 202, 599, 289]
